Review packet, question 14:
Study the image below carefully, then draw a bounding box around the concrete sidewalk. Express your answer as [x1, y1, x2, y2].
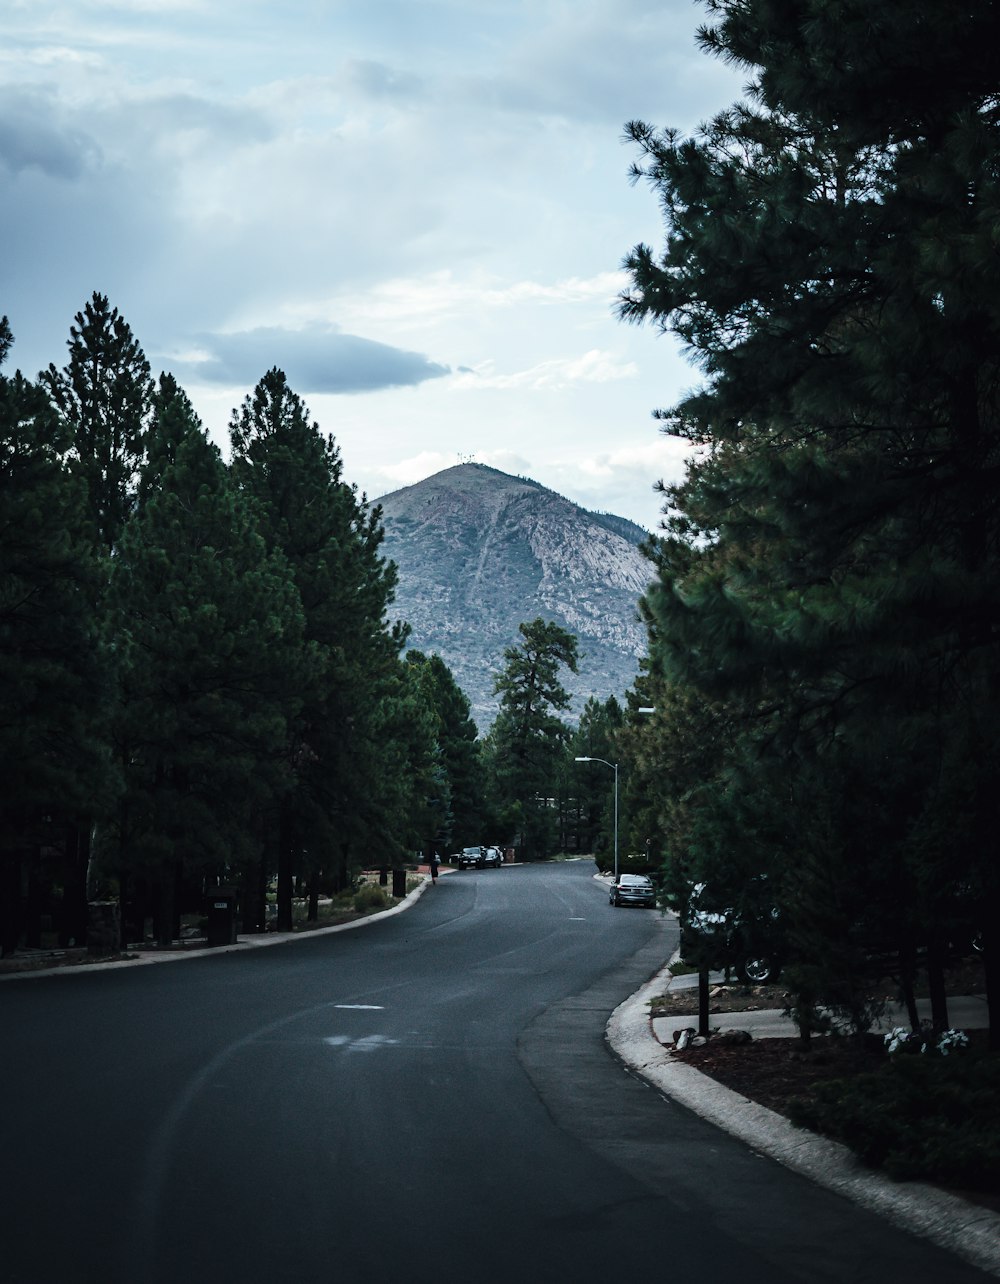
[607, 964, 1000, 1280]
[652, 974, 990, 1042]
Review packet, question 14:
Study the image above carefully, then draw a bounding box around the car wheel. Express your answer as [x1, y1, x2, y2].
[738, 957, 780, 985]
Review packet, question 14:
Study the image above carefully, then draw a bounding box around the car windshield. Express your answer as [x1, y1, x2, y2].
[620, 875, 650, 886]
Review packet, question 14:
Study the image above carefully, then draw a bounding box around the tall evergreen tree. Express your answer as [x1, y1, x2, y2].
[486, 618, 577, 860]
[229, 368, 405, 925]
[405, 650, 483, 851]
[375, 660, 445, 866]
[567, 696, 622, 862]
[41, 292, 154, 553]
[107, 375, 308, 943]
[37, 294, 154, 939]
[620, 0, 1000, 1039]
[0, 327, 113, 953]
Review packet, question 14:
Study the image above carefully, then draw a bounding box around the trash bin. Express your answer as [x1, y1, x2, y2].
[206, 888, 238, 947]
[392, 868, 407, 898]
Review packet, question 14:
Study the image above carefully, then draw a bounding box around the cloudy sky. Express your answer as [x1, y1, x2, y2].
[4, 0, 744, 529]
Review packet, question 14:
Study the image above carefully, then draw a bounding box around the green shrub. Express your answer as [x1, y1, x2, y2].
[353, 884, 389, 913]
[788, 1050, 1000, 1188]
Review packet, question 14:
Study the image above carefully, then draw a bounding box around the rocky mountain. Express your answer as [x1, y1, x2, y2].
[372, 463, 655, 730]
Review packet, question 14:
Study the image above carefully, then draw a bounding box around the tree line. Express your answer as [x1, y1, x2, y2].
[604, 0, 1000, 1049]
[0, 295, 484, 953]
[0, 291, 636, 957]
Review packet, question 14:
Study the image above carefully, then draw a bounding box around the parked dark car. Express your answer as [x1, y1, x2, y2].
[609, 873, 656, 908]
[481, 846, 503, 869]
[458, 846, 484, 869]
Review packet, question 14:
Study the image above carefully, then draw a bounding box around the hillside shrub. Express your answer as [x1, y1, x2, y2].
[353, 884, 389, 913]
[788, 1050, 1000, 1187]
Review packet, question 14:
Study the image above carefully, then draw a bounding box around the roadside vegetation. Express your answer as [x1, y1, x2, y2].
[0, 301, 485, 957]
[580, 0, 1000, 1188]
[603, 0, 1000, 1054]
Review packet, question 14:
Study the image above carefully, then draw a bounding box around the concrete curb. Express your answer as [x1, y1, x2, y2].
[0, 874, 437, 982]
[607, 964, 1000, 1280]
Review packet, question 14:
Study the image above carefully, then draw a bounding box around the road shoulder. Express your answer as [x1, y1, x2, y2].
[607, 963, 1000, 1281]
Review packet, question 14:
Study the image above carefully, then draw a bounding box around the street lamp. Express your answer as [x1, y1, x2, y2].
[574, 757, 618, 883]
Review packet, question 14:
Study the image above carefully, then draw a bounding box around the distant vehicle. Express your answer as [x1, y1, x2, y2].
[481, 846, 503, 869]
[609, 873, 656, 908]
[458, 846, 486, 869]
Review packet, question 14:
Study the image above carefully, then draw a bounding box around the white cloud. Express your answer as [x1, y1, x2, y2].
[450, 349, 638, 392]
[2, 0, 738, 531]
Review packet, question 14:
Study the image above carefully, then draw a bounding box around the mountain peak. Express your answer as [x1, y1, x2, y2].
[373, 466, 652, 728]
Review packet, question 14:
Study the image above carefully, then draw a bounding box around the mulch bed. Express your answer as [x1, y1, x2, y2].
[673, 1033, 884, 1115]
[653, 960, 1000, 1213]
[665, 1019, 1000, 1216]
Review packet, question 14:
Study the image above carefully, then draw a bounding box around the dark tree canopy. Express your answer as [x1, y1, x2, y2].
[229, 367, 407, 925]
[0, 341, 113, 954]
[620, 0, 1000, 1042]
[487, 618, 578, 860]
[41, 292, 154, 554]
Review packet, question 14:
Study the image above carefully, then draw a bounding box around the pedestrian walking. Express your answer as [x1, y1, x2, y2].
[430, 852, 440, 883]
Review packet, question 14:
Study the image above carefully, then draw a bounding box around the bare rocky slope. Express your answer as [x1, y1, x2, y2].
[372, 463, 655, 730]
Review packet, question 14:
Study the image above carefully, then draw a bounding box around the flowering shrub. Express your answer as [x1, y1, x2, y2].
[936, 1028, 970, 1057]
[884, 1026, 971, 1057]
[884, 1026, 926, 1056]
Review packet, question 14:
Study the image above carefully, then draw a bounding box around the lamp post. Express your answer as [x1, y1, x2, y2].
[574, 756, 618, 884]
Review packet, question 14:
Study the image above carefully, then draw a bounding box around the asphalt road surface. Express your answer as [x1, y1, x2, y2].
[1, 862, 992, 1284]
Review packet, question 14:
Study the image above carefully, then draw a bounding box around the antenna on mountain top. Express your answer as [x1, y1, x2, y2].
[457, 452, 477, 465]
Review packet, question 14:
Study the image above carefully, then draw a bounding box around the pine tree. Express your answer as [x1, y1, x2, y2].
[229, 368, 406, 924]
[620, 0, 1000, 1040]
[567, 696, 622, 863]
[107, 375, 309, 943]
[0, 330, 113, 953]
[486, 618, 578, 860]
[405, 650, 483, 851]
[41, 293, 154, 554]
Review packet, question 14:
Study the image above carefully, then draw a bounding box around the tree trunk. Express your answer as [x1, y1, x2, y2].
[898, 947, 921, 1033]
[698, 968, 710, 1038]
[156, 863, 175, 947]
[118, 869, 129, 948]
[983, 889, 1000, 1052]
[59, 822, 90, 948]
[0, 849, 22, 957]
[255, 850, 268, 932]
[276, 800, 294, 933]
[172, 858, 182, 942]
[332, 842, 350, 895]
[24, 851, 43, 949]
[926, 936, 950, 1034]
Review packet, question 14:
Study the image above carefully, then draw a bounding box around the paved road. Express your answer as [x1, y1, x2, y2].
[1, 862, 992, 1283]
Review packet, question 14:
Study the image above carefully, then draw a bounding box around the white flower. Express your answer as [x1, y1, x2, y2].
[884, 1027, 913, 1055]
[936, 1029, 969, 1057]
